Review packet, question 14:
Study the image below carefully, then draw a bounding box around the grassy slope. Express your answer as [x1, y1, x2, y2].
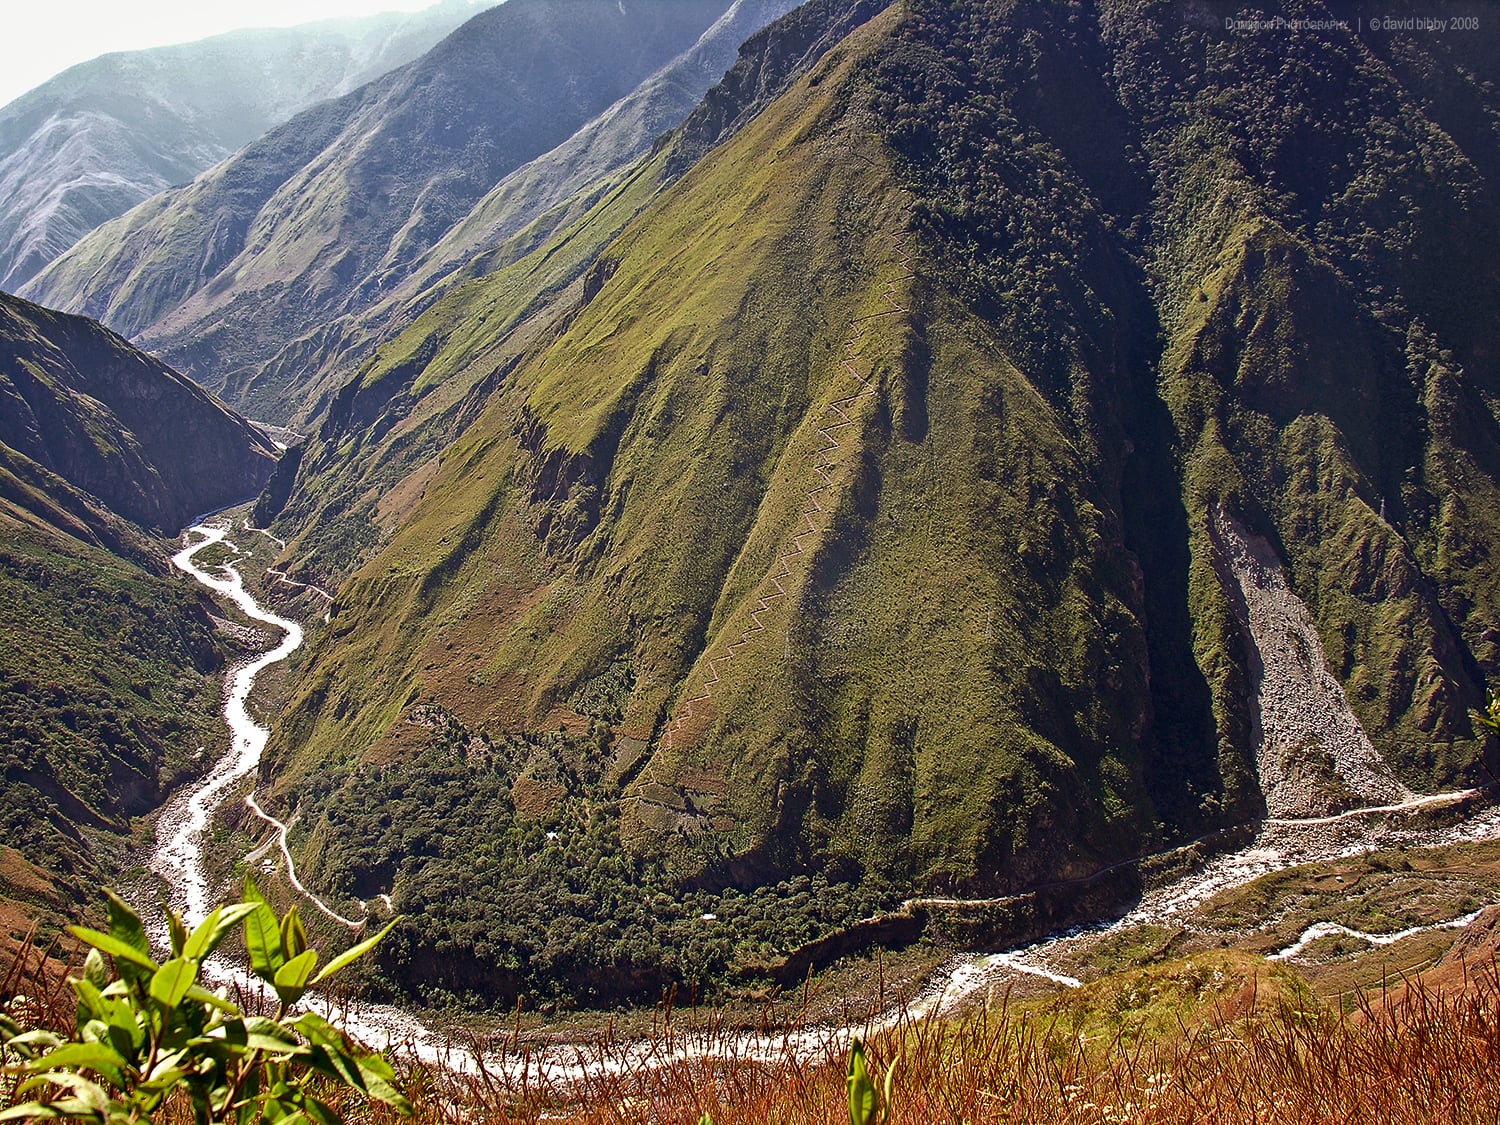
[250, 0, 1500, 1006]
[267, 150, 675, 583]
[269, 7, 1156, 906]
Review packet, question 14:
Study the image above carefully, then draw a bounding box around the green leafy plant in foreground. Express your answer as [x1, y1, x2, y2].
[845, 1038, 895, 1125]
[0, 880, 408, 1123]
[1474, 688, 1500, 740]
[696, 1037, 896, 1125]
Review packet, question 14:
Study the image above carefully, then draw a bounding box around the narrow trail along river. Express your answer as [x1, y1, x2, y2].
[154, 515, 1500, 1084]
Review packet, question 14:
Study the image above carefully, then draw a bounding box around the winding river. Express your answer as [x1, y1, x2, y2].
[152, 515, 1500, 1084]
[156, 522, 304, 927]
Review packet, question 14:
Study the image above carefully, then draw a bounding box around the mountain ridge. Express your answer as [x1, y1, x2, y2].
[225, 0, 1500, 1005]
[0, 293, 280, 927]
[0, 292, 278, 534]
[21, 0, 743, 421]
[0, 1, 500, 291]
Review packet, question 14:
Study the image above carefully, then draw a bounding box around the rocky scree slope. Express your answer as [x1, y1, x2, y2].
[0, 1, 496, 292]
[20, 0, 740, 420]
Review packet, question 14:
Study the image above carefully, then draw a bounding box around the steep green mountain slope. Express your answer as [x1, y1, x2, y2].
[254, 5, 1145, 1001]
[0, 1, 497, 292]
[236, 0, 1500, 1004]
[0, 296, 275, 929]
[254, 0, 893, 583]
[0, 293, 277, 533]
[20, 0, 738, 419]
[0, 511, 226, 928]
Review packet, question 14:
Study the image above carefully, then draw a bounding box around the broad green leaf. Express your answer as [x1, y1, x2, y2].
[291, 1011, 341, 1048]
[72, 978, 105, 1023]
[698, 1115, 715, 1125]
[185, 983, 240, 1014]
[145, 1048, 189, 1082]
[883, 1053, 899, 1113]
[182, 906, 222, 960]
[17, 1069, 110, 1111]
[166, 906, 188, 958]
[81, 947, 107, 989]
[302, 1094, 342, 1125]
[243, 1016, 303, 1054]
[246, 1031, 307, 1055]
[312, 918, 398, 984]
[149, 957, 200, 1009]
[304, 1043, 361, 1088]
[68, 926, 158, 974]
[244, 902, 285, 980]
[138, 1067, 191, 1098]
[296, 1013, 363, 1086]
[104, 891, 148, 956]
[185, 903, 260, 961]
[847, 1038, 877, 1125]
[355, 1049, 398, 1084]
[272, 949, 318, 1005]
[0, 1104, 65, 1122]
[197, 1016, 249, 1050]
[34, 1041, 129, 1087]
[8, 1028, 63, 1051]
[99, 996, 144, 1053]
[355, 1052, 412, 1113]
[281, 906, 308, 959]
[275, 949, 318, 988]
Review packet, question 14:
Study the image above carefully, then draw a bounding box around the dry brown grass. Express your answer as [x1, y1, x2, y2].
[387, 952, 1500, 1125]
[6, 937, 1500, 1124]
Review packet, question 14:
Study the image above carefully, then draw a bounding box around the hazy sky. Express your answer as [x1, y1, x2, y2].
[1, 0, 458, 108]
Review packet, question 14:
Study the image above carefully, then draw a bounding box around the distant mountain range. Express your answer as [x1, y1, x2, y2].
[21, 0, 756, 420]
[0, 0, 500, 292]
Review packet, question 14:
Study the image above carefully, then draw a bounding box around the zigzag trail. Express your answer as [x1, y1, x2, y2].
[659, 225, 915, 754]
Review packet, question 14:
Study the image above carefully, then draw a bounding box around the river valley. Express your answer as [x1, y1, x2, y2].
[149, 514, 1500, 1084]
